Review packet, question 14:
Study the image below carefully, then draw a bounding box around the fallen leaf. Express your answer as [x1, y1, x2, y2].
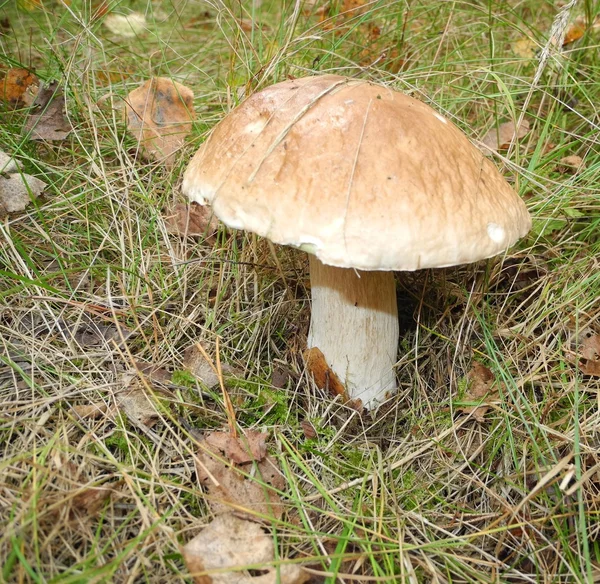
[116, 383, 163, 428]
[72, 321, 130, 347]
[458, 362, 500, 422]
[183, 344, 238, 389]
[271, 364, 295, 389]
[165, 202, 220, 239]
[37, 455, 121, 524]
[512, 38, 537, 59]
[71, 482, 121, 516]
[134, 360, 172, 385]
[557, 154, 585, 174]
[300, 419, 317, 439]
[479, 119, 530, 154]
[0, 68, 38, 105]
[0, 150, 20, 174]
[563, 22, 585, 45]
[303, 346, 347, 399]
[0, 151, 46, 215]
[183, 513, 309, 584]
[23, 81, 71, 141]
[196, 429, 285, 518]
[71, 402, 110, 419]
[103, 12, 146, 37]
[115, 361, 174, 428]
[126, 77, 196, 166]
[237, 18, 254, 32]
[579, 335, 600, 376]
[205, 429, 267, 464]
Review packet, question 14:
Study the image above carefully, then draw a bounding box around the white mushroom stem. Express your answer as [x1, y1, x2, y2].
[306, 255, 399, 407]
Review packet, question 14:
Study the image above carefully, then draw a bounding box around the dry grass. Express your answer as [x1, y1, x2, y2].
[1, 0, 600, 582]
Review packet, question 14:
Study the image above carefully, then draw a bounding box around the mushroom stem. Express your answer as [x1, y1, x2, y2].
[306, 255, 399, 407]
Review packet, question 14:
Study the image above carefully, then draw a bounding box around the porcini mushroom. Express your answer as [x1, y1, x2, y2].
[182, 75, 531, 407]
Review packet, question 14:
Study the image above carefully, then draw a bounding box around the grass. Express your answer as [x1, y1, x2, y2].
[1, 0, 600, 581]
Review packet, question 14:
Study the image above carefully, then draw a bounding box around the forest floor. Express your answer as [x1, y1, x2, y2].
[1, 0, 600, 582]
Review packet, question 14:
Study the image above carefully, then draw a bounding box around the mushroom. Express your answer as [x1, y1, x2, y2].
[182, 75, 531, 407]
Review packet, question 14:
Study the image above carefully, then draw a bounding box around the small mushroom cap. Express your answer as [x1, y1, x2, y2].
[182, 75, 531, 270]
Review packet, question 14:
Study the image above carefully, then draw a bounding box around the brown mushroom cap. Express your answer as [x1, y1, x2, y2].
[182, 75, 531, 270]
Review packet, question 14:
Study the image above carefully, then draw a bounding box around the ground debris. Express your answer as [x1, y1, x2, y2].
[557, 155, 585, 174]
[0, 67, 38, 106]
[579, 334, 600, 376]
[183, 344, 241, 389]
[126, 77, 195, 166]
[457, 362, 501, 422]
[478, 119, 530, 155]
[23, 81, 71, 141]
[165, 202, 220, 239]
[114, 360, 175, 428]
[183, 513, 309, 584]
[0, 167, 45, 215]
[196, 429, 285, 519]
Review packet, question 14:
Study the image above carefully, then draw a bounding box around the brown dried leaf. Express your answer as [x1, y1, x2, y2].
[303, 347, 347, 399]
[116, 384, 161, 428]
[72, 321, 130, 347]
[196, 430, 285, 518]
[271, 364, 295, 389]
[0, 68, 38, 106]
[458, 362, 499, 422]
[557, 155, 585, 174]
[479, 119, 530, 155]
[24, 81, 71, 141]
[126, 77, 195, 166]
[134, 360, 172, 384]
[237, 18, 254, 32]
[205, 429, 267, 464]
[165, 202, 220, 238]
[71, 402, 110, 419]
[183, 344, 240, 389]
[300, 419, 317, 439]
[71, 482, 121, 517]
[579, 335, 600, 376]
[0, 151, 18, 174]
[563, 22, 585, 45]
[183, 513, 309, 584]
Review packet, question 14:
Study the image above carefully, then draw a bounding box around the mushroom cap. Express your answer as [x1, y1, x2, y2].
[182, 75, 531, 271]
